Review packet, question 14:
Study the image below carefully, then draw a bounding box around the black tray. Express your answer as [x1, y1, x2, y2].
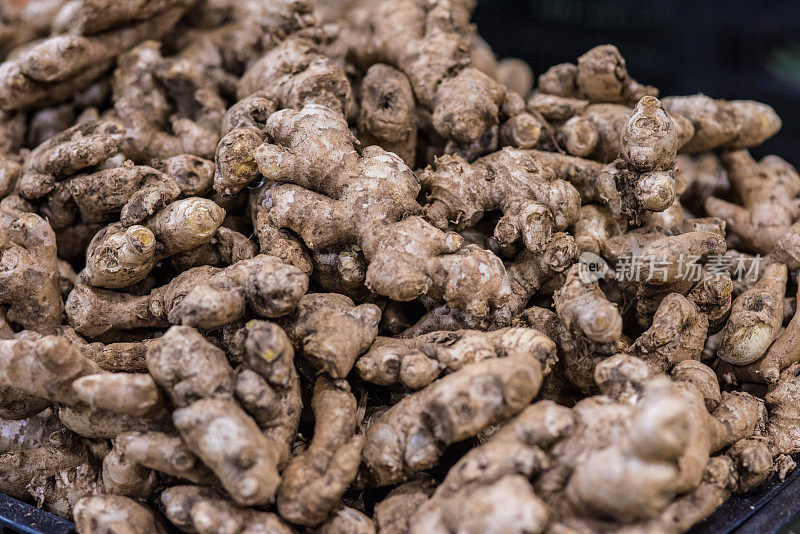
[0, 494, 73, 534]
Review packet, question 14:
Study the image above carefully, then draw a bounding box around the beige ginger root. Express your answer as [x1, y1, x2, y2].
[277, 377, 363, 525]
[74, 495, 167, 534]
[255, 104, 508, 316]
[420, 148, 581, 253]
[0, 336, 101, 406]
[0, 211, 63, 333]
[361, 354, 545, 486]
[705, 150, 800, 254]
[173, 255, 309, 330]
[663, 94, 781, 153]
[717, 263, 787, 365]
[67, 255, 308, 337]
[160, 485, 293, 534]
[554, 263, 623, 345]
[147, 325, 233, 407]
[358, 63, 418, 167]
[278, 293, 380, 378]
[173, 398, 281, 507]
[729, 272, 800, 383]
[410, 401, 573, 534]
[537, 45, 656, 104]
[630, 293, 710, 372]
[221, 320, 301, 468]
[357, 327, 556, 389]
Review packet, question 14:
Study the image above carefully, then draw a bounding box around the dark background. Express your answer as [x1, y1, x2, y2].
[472, 0, 800, 166]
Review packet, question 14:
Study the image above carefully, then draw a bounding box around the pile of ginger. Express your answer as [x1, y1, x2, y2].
[0, 1, 799, 533]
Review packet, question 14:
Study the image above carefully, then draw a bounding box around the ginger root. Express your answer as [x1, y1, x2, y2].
[361, 354, 545, 486]
[357, 327, 556, 389]
[277, 377, 363, 525]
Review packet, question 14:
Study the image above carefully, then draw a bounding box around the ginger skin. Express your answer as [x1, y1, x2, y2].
[279, 293, 380, 378]
[361, 354, 545, 486]
[255, 104, 509, 316]
[717, 263, 787, 365]
[420, 148, 581, 253]
[705, 150, 800, 254]
[173, 398, 282, 507]
[67, 256, 308, 337]
[357, 327, 556, 389]
[0, 212, 63, 333]
[277, 377, 363, 526]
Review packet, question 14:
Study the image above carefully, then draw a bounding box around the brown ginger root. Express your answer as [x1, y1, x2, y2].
[101, 440, 158, 498]
[112, 40, 226, 160]
[112, 431, 214, 484]
[0, 211, 63, 333]
[0, 5, 187, 111]
[597, 95, 680, 220]
[237, 30, 352, 112]
[554, 263, 623, 345]
[169, 226, 258, 272]
[147, 325, 234, 407]
[731, 272, 800, 383]
[572, 204, 626, 255]
[662, 94, 781, 153]
[66, 163, 181, 225]
[537, 45, 656, 104]
[72, 372, 167, 421]
[172, 255, 309, 330]
[717, 263, 786, 365]
[255, 104, 509, 316]
[361, 354, 545, 486]
[353, 0, 522, 143]
[630, 293, 709, 372]
[0, 336, 101, 406]
[220, 320, 301, 468]
[67, 255, 308, 337]
[420, 148, 581, 253]
[496, 57, 534, 96]
[82, 223, 157, 289]
[410, 401, 574, 534]
[279, 293, 380, 378]
[173, 398, 282, 507]
[318, 507, 376, 534]
[764, 363, 800, 456]
[277, 377, 363, 525]
[16, 119, 123, 200]
[705, 150, 800, 254]
[357, 327, 556, 389]
[0, 408, 64, 453]
[65, 266, 215, 337]
[161, 486, 294, 534]
[214, 91, 278, 196]
[358, 64, 418, 167]
[374, 477, 436, 534]
[74, 495, 167, 534]
[626, 230, 728, 323]
[403, 231, 578, 336]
